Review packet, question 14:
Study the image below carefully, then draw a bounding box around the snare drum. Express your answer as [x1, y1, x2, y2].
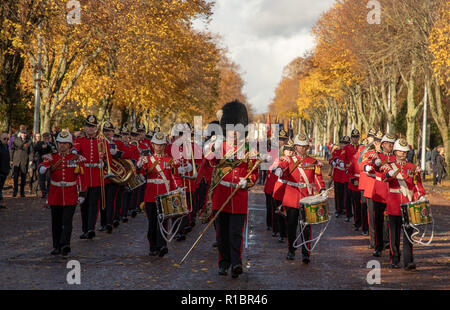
[401, 200, 432, 226]
[156, 188, 189, 219]
[299, 195, 329, 225]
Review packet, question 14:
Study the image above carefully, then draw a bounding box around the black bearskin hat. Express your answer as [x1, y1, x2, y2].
[218, 100, 249, 136]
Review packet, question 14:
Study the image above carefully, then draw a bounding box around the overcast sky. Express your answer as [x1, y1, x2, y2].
[195, 0, 336, 114]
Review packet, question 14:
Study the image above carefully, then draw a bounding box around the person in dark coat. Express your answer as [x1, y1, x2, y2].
[33, 132, 56, 198]
[434, 147, 447, 185]
[10, 129, 34, 197]
[0, 132, 11, 208]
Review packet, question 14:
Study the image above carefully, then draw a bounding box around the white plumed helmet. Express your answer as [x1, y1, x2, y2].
[393, 139, 410, 153]
[294, 133, 309, 146]
[56, 131, 73, 145]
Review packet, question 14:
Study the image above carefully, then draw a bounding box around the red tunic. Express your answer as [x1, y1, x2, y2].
[171, 141, 202, 193]
[73, 136, 111, 188]
[384, 162, 425, 215]
[329, 149, 347, 183]
[141, 154, 181, 203]
[263, 148, 281, 195]
[369, 152, 396, 203]
[346, 145, 363, 191]
[209, 142, 259, 214]
[276, 155, 325, 209]
[39, 153, 86, 206]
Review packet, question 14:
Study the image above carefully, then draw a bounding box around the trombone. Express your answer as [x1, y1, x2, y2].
[97, 121, 114, 210]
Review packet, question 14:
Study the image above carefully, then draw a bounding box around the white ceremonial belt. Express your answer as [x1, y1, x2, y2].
[146, 179, 169, 184]
[389, 188, 402, 194]
[220, 181, 239, 188]
[85, 162, 103, 168]
[51, 181, 76, 187]
[277, 179, 307, 188]
[375, 176, 382, 181]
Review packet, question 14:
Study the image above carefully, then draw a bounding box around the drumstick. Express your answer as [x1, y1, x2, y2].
[179, 158, 263, 265]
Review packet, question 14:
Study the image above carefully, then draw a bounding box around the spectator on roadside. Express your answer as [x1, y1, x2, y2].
[434, 146, 447, 186]
[10, 129, 34, 197]
[0, 133, 10, 208]
[29, 133, 42, 195]
[33, 132, 56, 198]
[425, 147, 432, 175]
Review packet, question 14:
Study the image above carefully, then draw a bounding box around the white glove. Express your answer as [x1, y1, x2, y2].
[136, 156, 148, 169]
[78, 155, 87, 162]
[274, 167, 283, 178]
[77, 197, 85, 205]
[364, 165, 373, 172]
[39, 166, 48, 175]
[374, 158, 382, 167]
[418, 195, 427, 202]
[184, 163, 193, 173]
[339, 162, 345, 168]
[178, 166, 186, 174]
[110, 148, 117, 156]
[387, 170, 395, 177]
[238, 177, 248, 189]
[332, 161, 337, 167]
[320, 189, 328, 198]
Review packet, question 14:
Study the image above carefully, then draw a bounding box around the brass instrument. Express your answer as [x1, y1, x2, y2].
[98, 121, 144, 191]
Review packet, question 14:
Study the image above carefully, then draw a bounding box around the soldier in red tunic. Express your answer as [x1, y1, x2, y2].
[99, 121, 122, 234]
[264, 129, 288, 238]
[137, 132, 182, 257]
[208, 100, 259, 278]
[273, 134, 326, 264]
[382, 139, 426, 269]
[365, 133, 396, 257]
[39, 131, 86, 256]
[269, 138, 294, 242]
[73, 115, 112, 240]
[343, 129, 361, 224]
[329, 136, 350, 217]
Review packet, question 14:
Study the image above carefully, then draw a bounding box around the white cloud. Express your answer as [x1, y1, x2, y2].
[195, 0, 335, 114]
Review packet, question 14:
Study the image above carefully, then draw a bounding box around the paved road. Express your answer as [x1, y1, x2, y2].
[0, 185, 449, 290]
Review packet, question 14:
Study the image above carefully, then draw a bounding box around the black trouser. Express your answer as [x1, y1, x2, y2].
[334, 181, 345, 214]
[344, 184, 353, 218]
[195, 180, 208, 217]
[0, 173, 6, 200]
[361, 197, 369, 232]
[121, 190, 131, 218]
[286, 207, 311, 257]
[367, 198, 376, 247]
[13, 166, 26, 195]
[215, 211, 246, 269]
[138, 184, 145, 209]
[373, 201, 387, 251]
[349, 189, 362, 227]
[80, 186, 101, 233]
[101, 183, 119, 227]
[144, 202, 167, 252]
[114, 185, 125, 221]
[38, 170, 50, 196]
[265, 193, 273, 228]
[273, 199, 287, 238]
[51, 205, 76, 249]
[179, 191, 194, 235]
[388, 215, 413, 265]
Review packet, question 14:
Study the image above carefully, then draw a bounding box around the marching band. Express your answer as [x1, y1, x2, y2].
[38, 100, 430, 277]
